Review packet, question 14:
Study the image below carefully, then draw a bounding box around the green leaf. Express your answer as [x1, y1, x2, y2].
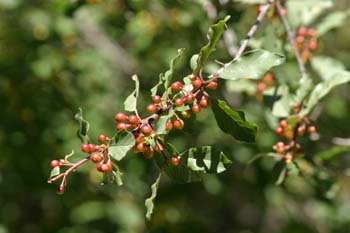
[247, 152, 277, 165]
[317, 146, 350, 160]
[182, 146, 232, 174]
[50, 166, 60, 178]
[155, 108, 174, 135]
[112, 164, 123, 186]
[151, 49, 185, 96]
[286, 0, 333, 28]
[145, 173, 161, 221]
[192, 16, 230, 74]
[124, 75, 139, 112]
[301, 71, 350, 115]
[233, 0, 266, 3]
[109, 131, 135, 161]
[294, 74, 313, 103]
[220, 49, 285, 80]
[272, 161, 287, 186]
[154, 139, 202, 183]
[316, 10, 350, 37]
[310, 56, 346, 81]
[74, 108, 90, 144]
[211, 98, 257, 142]
[271, 85, 293, 117]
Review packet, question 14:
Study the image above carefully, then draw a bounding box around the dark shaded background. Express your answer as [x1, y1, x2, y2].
[0, 0, 349, 233]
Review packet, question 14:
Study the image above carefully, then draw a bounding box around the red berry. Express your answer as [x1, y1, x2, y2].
[115, 112, 127, 122]
[181, 110, 191, 119]
[308, 39, 317, 50]
[152, 95, 162, 104]
[297, 27, 307, 37]
[297, 125, 305, 135]
[279, 119, 287, 128]
[171, 157, 180, 166]
[171, 81, 183, 92]
[88, 144, 98, 153]
[174, 98, 184, 107]
[192, 79, 203, 88]
[275, 127, 283, 135]
[141, 125, 153, 135]
[50, 160, 60, 168]
[128, 115, 140, 125]
[307, 28, 316, 37]
[143, 148, 153, 159]
[116, 122, 129, 131]
[136, 142, 147, 152]
[199, 96, 209, 108]
[81, 144, 90, 153]
[97, 162, 113, 172]
[257, 82, 267, 92]
[307, 125, 316, 134]
[97, 134, 107, 143]
[295, 36, 304, 44]
[189, 74, 197, 81]
[146, 104, 157, 113]
[56, 184, 65, 195]
[185, 93, 195, 103]
[173, 119, 184, 130]
[154, 143, 163, 153]
[192, 103, 201, 113]
[134, 134, 144, 144]
[207, 81, 218, 90]
[166, 120, 173, 131]
[276, 141, 284, 148]
[90, 152, 104, 163]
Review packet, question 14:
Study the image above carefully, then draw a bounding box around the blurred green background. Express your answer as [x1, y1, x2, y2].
[0, 0, 349, 233]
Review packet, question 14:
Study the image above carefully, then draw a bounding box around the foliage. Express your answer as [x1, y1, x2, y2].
[0, 0, 349, 232]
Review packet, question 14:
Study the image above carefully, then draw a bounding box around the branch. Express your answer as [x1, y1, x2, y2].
[233, 0, 274, 60]
[275, 0, 306, 76]
[48, 156, 90, 184]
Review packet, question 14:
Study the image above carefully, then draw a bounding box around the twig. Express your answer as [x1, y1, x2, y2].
[233, 0, 274, 60]
[275, 0, 306, 76]
[48, 156, 90, 184]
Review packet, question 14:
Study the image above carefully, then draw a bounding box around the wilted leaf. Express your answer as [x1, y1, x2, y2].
[74, 108, 90, 144]
[211, 98, 257, 142]
[192, 16, 230, 74]
[124, 75, 139, 112]
[145, 173, 161, 220]
[151, 48, 185, 96]
[182, 146, 232, 174]
[220, 49, 285, 80]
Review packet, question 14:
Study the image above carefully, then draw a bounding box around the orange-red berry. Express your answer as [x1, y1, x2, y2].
[173, 119, 184, 129]
[152, 95, 162, 104]
[171, 157, 180, 166]
[141, 125, 153, 135]
[50, 160, 60, 168]
[146, 104, 157, 113]
[115, 112, 127, 122]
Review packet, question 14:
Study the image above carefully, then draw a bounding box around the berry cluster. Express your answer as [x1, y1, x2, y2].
[273, 109, 317, 163]
[295, 27, 317, 62]
[48, 73, 220, 194]
[49, 134, 112, 194]
[255, 72, 275, 101]
[114, 74, 218, 163]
